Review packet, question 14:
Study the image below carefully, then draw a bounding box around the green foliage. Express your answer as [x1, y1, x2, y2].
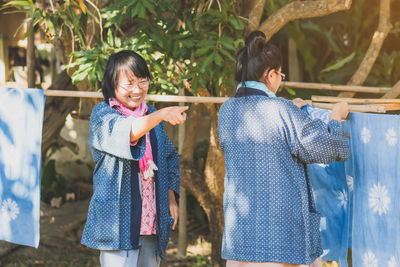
[192, 253, 212, 267]
[0, 0, 96, 50]
[280, 0, 398, 87]
[68, 0, 245, 96]
[321, 52, 356, 73]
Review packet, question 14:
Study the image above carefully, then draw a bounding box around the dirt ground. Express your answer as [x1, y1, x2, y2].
[0, 199, 341, 267]
[0, 199, 211, 267]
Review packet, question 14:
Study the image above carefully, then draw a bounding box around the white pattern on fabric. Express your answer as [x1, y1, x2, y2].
[388, 256, 398, 267]
[385, 128, 397, 146]
[336, 189, 348, 211]
[346, 175, 354, 192]
[368, 182, 390, 216]
[363, 251, 378, 267]
[1, 198, 19, 221]
[361, 127, 371, 144]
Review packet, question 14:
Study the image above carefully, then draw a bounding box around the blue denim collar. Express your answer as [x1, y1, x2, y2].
[236, 81, 276, 98]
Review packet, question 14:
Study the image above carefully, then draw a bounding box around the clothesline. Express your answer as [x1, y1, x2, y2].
[43, 90, 400, 113]
[2, 81, 398, 113]
[42, 81, 391, 99]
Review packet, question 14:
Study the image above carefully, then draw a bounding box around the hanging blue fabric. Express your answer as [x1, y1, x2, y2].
[303, 105, 400, 267]
[349, 112, 400, 267]
[302, 104, 350, 267]
[0, 87, 46, 248]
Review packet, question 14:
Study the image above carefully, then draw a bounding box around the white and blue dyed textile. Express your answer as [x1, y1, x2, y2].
[0, 87, 45, 247]
[304, 105, 400, 267]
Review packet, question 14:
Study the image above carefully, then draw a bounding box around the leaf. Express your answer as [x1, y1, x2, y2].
[200, 53, 214, 72]
[45, 17, 56, 36]
[107, 28, 114, 47]
[194, 46, 213, 57]
[283, 86, 296, 96]
[228, 16, 244, 30]
[321, 52, 356, 73]
[214, 51, 223, 66]
[115, 36, 121, 48]
[1, 0, 33, 8]
[88, 70, 97, 86]
[137, 3, 146, 18]
[76, 0, 86, 14]
[192, 77, 199, 93]
[181, 72, 196, 80]
[72, 69, 90, 84]
[218, 48, 235, 62]
[141, 0, 155, 14]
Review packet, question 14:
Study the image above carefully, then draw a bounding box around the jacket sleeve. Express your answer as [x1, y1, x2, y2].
[282, 101, 350, 164]
[88, 102, 146, 160]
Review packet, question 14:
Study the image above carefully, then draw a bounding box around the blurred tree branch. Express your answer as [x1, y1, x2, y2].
[246, 0, 266, 33]
[382, 80, 400, 99]
[339, 0, 392, 97]
[258, 0, 352, 41]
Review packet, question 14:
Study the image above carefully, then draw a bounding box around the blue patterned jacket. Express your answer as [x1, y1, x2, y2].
[218, 88, 350, 264]
[81, 101, 180, 259]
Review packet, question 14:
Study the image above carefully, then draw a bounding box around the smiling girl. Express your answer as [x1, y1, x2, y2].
[81, 50, 188, 267]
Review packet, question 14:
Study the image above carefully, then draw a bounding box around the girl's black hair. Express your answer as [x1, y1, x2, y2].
[102, 50, 151, 100]
[235, 30, 282, 84]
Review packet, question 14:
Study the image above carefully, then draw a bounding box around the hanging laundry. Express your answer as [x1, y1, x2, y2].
[0, 87, 46, 248]
[304, 105, 400, 267]
[303, 104, 350, 267]
[349, 112, 400, 267]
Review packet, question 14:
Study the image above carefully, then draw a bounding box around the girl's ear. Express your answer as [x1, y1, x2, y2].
[264, 69, 272, 83]
[268, 69, 275, 79]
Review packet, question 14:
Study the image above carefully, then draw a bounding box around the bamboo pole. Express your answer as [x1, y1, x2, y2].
[44, 90, 103, 98]
[42, 90, 230, 103]
[312, 102, 386, 113]
[371, 104, 400, 111]
[2, 80, 392, 98]
[312, 95, 400, 104]
[3, 86, 399, 113]
[281, 81, 391, 93]
[177, 86, 188, 258]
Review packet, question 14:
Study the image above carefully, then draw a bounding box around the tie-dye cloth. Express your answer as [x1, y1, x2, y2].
[303, 105, 400, 267]
[0, 87, 45, 248]
[349, 112, 400, 267]
[303, 105, 350, 266]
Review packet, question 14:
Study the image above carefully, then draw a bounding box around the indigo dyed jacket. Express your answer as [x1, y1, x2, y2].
[218, 88, 350, 264]
[81, 101, 180, 259]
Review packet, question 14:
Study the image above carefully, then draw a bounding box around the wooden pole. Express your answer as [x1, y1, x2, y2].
[27, 21, 36, 88]
[281, 81, 391, 93]
[312, 95, 400, 104]
[4, 86, 400, 113]
[42, 90, 230, 103]
[177, 87, 188, 258]
[312, 102, 386, 113]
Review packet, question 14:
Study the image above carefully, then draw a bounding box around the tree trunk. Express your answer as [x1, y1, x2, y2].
[179, 103, 225, 266]
[339, 0, 392, 98]
[208, 205, 225, 267]
[203, 104, 225, 266]
[41, 70, 79, 157]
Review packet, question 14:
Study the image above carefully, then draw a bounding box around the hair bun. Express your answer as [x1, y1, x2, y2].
[246, 30, 266, 57]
